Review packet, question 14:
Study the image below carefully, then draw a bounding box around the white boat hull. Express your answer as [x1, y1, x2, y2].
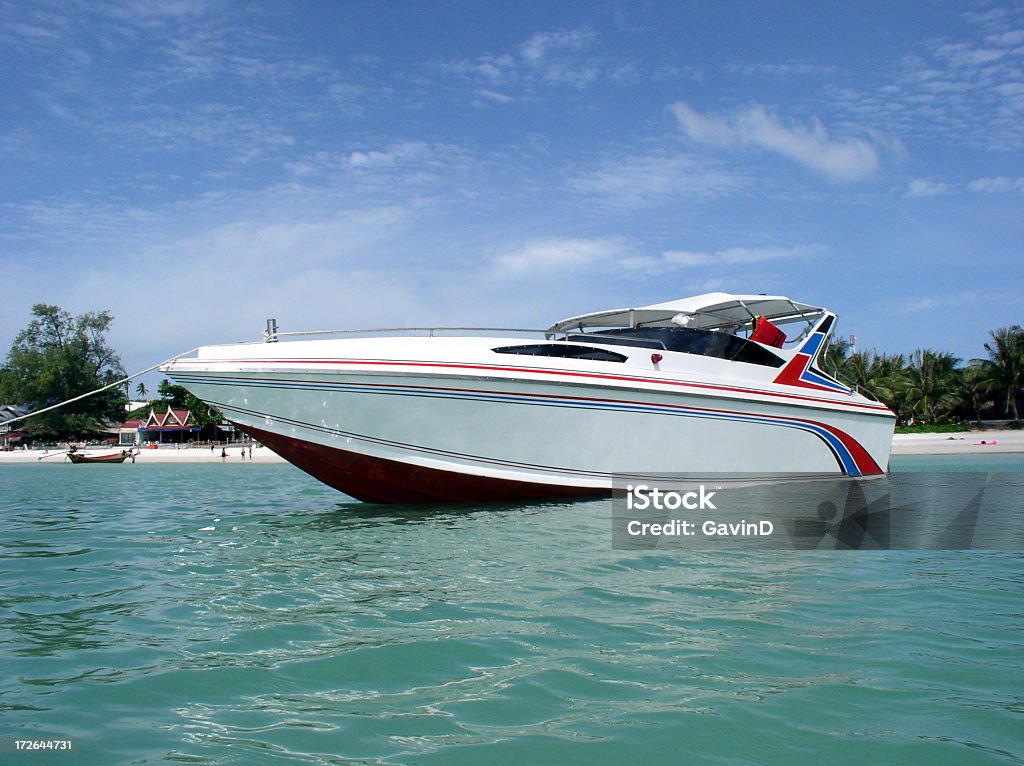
[167, 361, 893, 503]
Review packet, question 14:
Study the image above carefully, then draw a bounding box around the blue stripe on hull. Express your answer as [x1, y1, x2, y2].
[171, 373, 864, 476]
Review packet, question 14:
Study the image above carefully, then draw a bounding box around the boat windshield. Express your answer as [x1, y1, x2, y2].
[567, 328, 784, 368]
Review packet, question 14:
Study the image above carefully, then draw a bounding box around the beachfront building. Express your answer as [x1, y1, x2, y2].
[1, 404, 27, 449]
[115, 418, 143, 447]
[117, 408, 202, 445]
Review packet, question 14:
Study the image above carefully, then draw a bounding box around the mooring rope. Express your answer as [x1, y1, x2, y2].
[0, 347, 199, 426]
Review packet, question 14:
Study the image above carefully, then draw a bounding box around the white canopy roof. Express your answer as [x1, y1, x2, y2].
[547, 292, 826, 333]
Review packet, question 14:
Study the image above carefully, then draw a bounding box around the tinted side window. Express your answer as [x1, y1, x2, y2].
[565, 328, 784, 368]
[729, 339, 786, 368]
[492, 344, 628, 363]
[567, 333, 663, 350]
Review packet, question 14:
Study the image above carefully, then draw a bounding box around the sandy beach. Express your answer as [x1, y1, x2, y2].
[889, 430, 1024, 456]
[2, 431, 1022, 464]
[0, 444, 287, 464]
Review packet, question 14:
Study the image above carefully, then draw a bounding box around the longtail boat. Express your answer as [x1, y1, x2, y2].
[68, 450, 131, 464]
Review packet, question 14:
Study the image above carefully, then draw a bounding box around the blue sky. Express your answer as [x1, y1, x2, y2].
[2, 1, 1022, 383]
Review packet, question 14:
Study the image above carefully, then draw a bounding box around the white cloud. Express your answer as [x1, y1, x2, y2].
[891, 290, 1023, 314]
[519, 28, 597, 64]
[967, 176, 1024, 193]
[936, 42, 1008, 68]
[731, 60, 839, 78]
[669, 102, 881, 181]
[519, 28, 599, 86]
[653, 244, 822, 271]
[483, 239, 821, 303]
[569, 153, 745, 208]
[477, 89, 515, 104]
[345, 142, 432, 169]
[49, 203, 435, 375]
[443, 26, 612, 93]
[278, 141, 472, 192]
[475, 59, 511, 81]
[905, 179, 953, 197]
[660, 251, 714, 268]
[489, 237, 629, 278]
[899, 176, 1024, 197]
[832, 7, 1024, 150]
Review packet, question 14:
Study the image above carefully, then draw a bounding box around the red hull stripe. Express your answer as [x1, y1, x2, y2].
[239, 424, 610, 504]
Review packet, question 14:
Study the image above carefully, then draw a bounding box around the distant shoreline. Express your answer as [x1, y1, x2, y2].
[889, 430, 1024, 456]
[2, 431, 1022, 465]
[0, 444, 287, 464]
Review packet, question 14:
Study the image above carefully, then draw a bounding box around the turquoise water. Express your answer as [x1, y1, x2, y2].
[2, 457, 1023, 764]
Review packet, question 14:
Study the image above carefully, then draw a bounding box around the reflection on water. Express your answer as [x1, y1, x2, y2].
[306, 495, 600, 530]
[0, 460, 1022, 764]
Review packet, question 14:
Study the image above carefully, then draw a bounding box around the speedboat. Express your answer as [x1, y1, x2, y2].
[161, 293, 895, 502]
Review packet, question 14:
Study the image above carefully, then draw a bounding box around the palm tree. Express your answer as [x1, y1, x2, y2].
[973, 325, 1024, 423]
[821, 337, 850, 378]
[867, 353, 911, 422]
[842, 351, 875, 394]
[957, 362, 994, 427]
[814, 325, 1020, 428]
[135, 381, 149, 400]
[903, 349, 962, 424]
[822, 342, 888, 402]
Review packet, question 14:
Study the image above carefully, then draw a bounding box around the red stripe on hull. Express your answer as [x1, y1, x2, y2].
[818, 423, 884, 476]
[238, 424, 610, 504]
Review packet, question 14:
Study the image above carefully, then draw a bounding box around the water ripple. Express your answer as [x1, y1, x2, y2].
[1, 462, 1022, 764]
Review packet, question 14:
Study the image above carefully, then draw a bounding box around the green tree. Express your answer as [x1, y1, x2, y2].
[795, 325, 1023, 428]
[0, 304, 127, 440]
[904, 349, 962, 424]
[824, 343, 877, 398]
[157, 379, 222, 428]
[871, 353, 913, 423]
[826, 345, 910, 420]
[956, 362, 994, 427]
[820, 337, 850, 379]
[973, 325, 1024, 423]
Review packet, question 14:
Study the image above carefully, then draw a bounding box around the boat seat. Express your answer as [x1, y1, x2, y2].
[751, 316, 786, 348]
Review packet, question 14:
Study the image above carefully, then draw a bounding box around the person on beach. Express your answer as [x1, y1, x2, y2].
[221, 447, 227, 459]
